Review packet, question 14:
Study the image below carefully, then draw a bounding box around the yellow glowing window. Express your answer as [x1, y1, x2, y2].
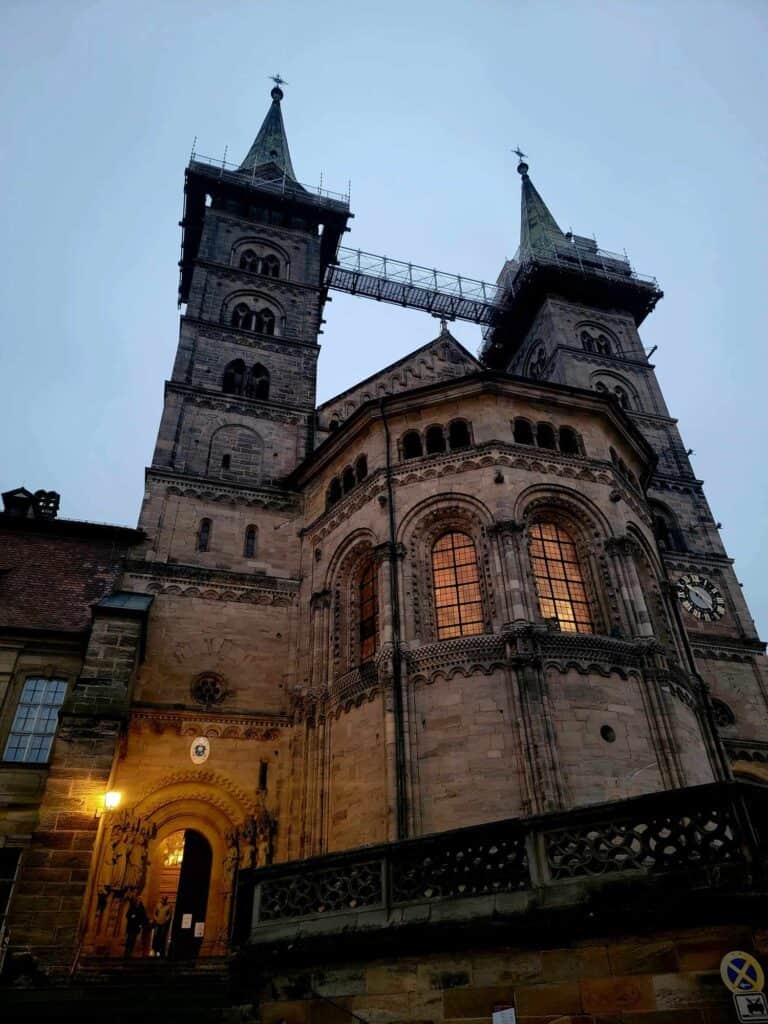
[359, 561, 378, 662]
[432, 532, 484, 640]
[530, 522, 594, 634]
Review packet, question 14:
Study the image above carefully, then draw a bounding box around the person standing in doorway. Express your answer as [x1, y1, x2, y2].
[124, 895, 148, 957]
[151, 895, 172, 958]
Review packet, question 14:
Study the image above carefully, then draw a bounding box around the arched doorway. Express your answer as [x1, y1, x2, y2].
[146, 828, 213, 960]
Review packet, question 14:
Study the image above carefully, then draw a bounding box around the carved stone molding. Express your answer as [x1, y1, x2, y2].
[146, 470, 301, 512]
[129, 707, 289, 741]
[725, 738, 768, 765]
[124, 562, 299, 606]
[405, 633, 507, 686]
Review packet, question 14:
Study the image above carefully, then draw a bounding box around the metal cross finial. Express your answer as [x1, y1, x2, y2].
[270, 74, 288, 88]
[513, 147, 527, 162]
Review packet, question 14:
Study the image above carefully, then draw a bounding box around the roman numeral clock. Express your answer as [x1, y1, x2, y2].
[676, 573, 726, 622]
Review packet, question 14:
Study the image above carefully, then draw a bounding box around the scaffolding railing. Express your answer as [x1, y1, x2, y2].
[187, 151, 350, 210]
[326, 248, 503, 325]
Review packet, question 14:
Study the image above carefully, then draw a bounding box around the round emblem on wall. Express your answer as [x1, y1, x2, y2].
[190, 736, 211, 765]
[675, 573, 725, 622]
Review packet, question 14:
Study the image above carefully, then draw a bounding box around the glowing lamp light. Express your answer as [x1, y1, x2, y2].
[104, 790, 122, 811]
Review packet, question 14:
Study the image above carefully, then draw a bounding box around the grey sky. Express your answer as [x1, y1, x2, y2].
[2, 0, 767, 633]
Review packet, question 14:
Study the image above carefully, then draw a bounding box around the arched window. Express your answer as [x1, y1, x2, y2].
[261, 254, 280, 278]
[595, 381, 608, 395]
[247, 363, 270, 400]
[614, 385, 630, 410]
[651, 503, 687, 553]
[232, 303, 253, 330]
[239, 250, 259, 272]
[529, 346, 547, 379]
[529, 522, 594, 633]
[448, 420, 471, 451]
[431, 532, 484, 640]
[513, 418, 534, 445]
[711, 698, 735, 728]
[327, 478, 342, 508]
[425, 425, 446, 455]
[402, 431, 423, 460]
[255, 308, 276, 336]
[244, 525, 257, 558]
[581, 330, 595, 353]
[559, 426, 581, 456]
[197, 518, 211, 553]
[537, 423, 557, 450]
[222, 358, 246, 395]
[221, 454, 231, 470]
[328, 419, 340, 433]
[596, 334, 611, 356]
[358, 560, 378, 663]
[342, 467, 356, 493]
[355, 455, 368, 482]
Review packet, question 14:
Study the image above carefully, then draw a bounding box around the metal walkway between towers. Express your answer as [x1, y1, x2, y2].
[326, 248, 503, 325]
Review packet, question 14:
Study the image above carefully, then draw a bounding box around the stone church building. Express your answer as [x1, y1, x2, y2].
[1, 85, 767, 1020]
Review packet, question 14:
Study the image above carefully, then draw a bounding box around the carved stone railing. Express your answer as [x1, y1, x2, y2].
[249, 782, 766, 938]
[725, 738, 768, 767]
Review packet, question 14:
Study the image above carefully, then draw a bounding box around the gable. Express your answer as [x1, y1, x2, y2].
[317, 330, 479, 431]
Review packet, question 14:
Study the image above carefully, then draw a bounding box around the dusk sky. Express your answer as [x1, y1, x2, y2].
[2, 1, 767, 632]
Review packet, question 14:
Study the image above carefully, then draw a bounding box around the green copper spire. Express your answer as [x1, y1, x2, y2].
[516, 155, 565, 255]
[239, 79, 297, 180]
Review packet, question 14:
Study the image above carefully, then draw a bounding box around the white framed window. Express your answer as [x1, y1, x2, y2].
[3, 678, 67, 763]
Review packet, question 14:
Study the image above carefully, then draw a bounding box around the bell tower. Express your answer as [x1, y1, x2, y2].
[481, 158, 768, 747]
[136, 82, 351, 564]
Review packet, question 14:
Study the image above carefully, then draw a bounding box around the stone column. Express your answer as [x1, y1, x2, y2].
[492, 520, 534, 624]
[605, 537, 654, 638]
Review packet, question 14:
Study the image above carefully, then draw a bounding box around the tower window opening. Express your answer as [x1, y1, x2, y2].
[197, 518, 212, 552]
[244, 525, 257, 558]
[356, 455, 368, 483]
[232, 303, 253, 330]
[513, 418, 535, 445]
[239, 250, 259, 273]
[425, 425, 446, 455]
[448, 419, 471, 451]
[247, 363, 270, 400]
[431, 532, 484, 641]
[327, 478, 342, 509]
[614, 386, 630, 410]
[529, 522, 594, 634]
[358, 560, 379, 663]
[559, 426, 581, 456]
[537, 423, 557, 450]
[402, 431, 423, 460]
[260, 254, 280, 278]
[328, 419, 340, 433]
[223, 358, 246, 394]
[529, 346, 547, 379]
[255, 308, 276, 336]
[221, 454, 231, 470]
[258, 761, 269, 791]
[342, 467, 356, 494]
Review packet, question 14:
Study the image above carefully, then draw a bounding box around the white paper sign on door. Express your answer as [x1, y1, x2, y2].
[181, 913, 192, 929]
[194, 922, 205, 937]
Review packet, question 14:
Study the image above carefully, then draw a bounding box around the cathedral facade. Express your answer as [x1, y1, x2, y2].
[2, 85, 768, 1019]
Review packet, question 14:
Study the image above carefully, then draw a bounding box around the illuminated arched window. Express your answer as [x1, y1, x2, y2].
[358, 561, 378, 662]
[529, 522, 594, 634]
[431, 532, 484, 640]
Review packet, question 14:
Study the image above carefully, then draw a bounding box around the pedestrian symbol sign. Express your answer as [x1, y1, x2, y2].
[721, 951, 765, 994]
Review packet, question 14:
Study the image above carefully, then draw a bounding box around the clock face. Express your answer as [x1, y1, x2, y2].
[676, 573, 725, 622]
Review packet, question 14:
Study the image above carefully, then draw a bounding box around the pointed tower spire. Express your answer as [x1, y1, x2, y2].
[239, 76, 297, 180]
[515, 152, 565, 255]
